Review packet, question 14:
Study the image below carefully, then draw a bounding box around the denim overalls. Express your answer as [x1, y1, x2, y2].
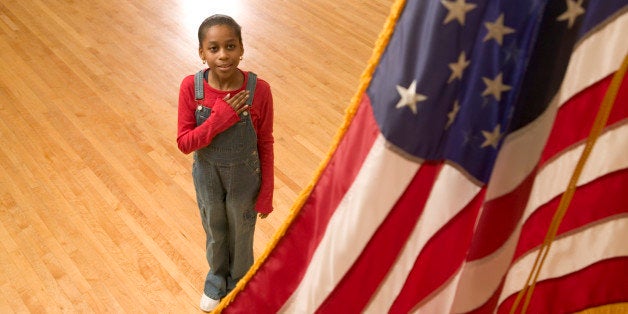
[192, 70, 260, 300]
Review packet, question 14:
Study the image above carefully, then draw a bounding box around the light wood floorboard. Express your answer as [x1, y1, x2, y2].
[0, 0, 393, 311]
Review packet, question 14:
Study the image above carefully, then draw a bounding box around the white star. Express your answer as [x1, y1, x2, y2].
[462, 130, 472, 145]
[395, 80, 427, 115]
[483, 13, 516, 45]
[441, 0, 477, 25]
[502, 40, 522, 64]
[557, 0, 585, 29]
[481, 124, 503, 149]
[481, 72, 511, 101]
[448, 52, 471, 83]
[445, 101, 460, 129]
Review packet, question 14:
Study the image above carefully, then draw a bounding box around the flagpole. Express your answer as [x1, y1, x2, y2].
[510, 53, 628, 314]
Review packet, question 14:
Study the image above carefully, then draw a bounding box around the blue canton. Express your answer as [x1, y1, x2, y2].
[368, 0, 546, 183]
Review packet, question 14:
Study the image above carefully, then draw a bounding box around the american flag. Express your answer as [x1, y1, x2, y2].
[219, 0, 628, 313]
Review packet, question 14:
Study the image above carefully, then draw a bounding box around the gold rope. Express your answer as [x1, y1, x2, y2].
[577, 303, 628, 314]
[213, 0, 407, 312]
[510, 53, 628, 314]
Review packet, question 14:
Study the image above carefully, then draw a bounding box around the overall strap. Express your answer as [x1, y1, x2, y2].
[194, 70, 257, 103]
[194, 70, 205, 100]
[245, 72, 257, 106]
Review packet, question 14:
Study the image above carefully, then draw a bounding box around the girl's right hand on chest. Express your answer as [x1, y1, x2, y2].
[224, 90, 250, 115]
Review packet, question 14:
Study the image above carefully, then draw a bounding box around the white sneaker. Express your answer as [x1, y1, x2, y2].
[200, 294, 220, 312]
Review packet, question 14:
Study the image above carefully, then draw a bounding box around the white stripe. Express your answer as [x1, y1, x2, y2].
[363, 164, 481, 313]
[557, 9, 628, 108]
[485, 99, 557, 201]
[279, 134, 420, 313]
[413, 269, 463, 314]
[579, 121, 628, 185]
[450, 224, 522, 312]
[499, 215, 628, 304]
[524, 123, 628, 224]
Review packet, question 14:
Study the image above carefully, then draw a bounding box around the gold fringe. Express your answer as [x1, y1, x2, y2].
[577, 303, 628, 314]
[510, 53, 628, 314]
[213, 0, 408, 312]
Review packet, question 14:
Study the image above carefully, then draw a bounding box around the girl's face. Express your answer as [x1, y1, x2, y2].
[199, 24, 244, 80]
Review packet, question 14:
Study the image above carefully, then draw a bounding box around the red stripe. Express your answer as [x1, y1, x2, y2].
[514, 168, 628, 261]
[316, 163, 441, 313]
[225, 95, 380, 313]
[540, 73, 628, 166]
[389, 189, 486, 313]
[466, 170, 536, 260]
[498, 257, 628, 313]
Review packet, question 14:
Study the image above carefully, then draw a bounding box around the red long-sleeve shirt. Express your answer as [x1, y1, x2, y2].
[177, 70, 274, 214]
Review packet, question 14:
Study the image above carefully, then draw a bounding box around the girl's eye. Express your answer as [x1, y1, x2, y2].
[227, 44, 236, 50]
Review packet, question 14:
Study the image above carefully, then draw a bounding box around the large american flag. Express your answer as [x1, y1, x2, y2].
[219, 0, 628, 313]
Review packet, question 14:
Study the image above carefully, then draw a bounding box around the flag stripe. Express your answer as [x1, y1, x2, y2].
[364, 164, 482, 313]
[316, 162, 441, 313]
[498, 257, 628, 314]
[466, 171, 535, 260]
[280, 111, 420, 312]
[389, 189, 486, 313]
[524, 123, 628, 226]
[515, 168, 628, 261]
[450, 222, 521, 313]
[556, 8, 628, 109]
[484, 100, 556, 201]
[413, 269, 464, 314]
[542, 73, 628, 165]
[224, 95, 380, 313]
[499, 216, 628, 304]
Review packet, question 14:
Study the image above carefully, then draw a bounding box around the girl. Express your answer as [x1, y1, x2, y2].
[176, 14, 274, 312]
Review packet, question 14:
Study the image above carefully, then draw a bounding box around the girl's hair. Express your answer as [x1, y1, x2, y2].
[198, 14, 242, 48]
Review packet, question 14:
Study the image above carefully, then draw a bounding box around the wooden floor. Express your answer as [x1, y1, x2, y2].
[0, 0, 393, 312]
